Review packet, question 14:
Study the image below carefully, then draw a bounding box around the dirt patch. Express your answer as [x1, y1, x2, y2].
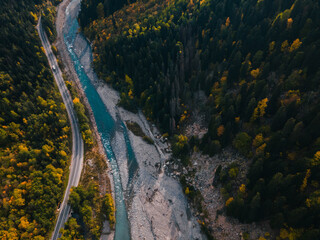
[185, 122, 208, 139]
[190, 150, 276, 240]
[81, 147, 111, 196]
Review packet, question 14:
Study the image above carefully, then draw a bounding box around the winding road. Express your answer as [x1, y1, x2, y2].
[37, 17, 84, 240]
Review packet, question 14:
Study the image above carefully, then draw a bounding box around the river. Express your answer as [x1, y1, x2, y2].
[63, 0, 134, 239]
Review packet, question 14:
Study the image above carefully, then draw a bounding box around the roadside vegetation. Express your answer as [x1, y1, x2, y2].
[72, 96, 94, 147]
[42, 2, 58, 43]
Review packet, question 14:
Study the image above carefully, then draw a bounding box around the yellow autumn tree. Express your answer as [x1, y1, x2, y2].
[250, 68, 260, 78]
[128, 89, 134, 99]
[12, 189, 25, 207]
[239, 184, 246, 193]
[225, 17, 230, 27]
[287, 18, 293, 28]
[103, 193, 115, 229]
[217, 125, 225, 137]
[312, 151, 320, 166]
[172, 135, 188, 158]
[73, 97, 80, 104]
[226, 197, 234, 206]
[177, 135, 188, 146]
[252, 133, 264, 148]
[300, 169, 311, 192]
[252, 133, 267, 156]
[179, 110, 188, 123]
[18, 216, 30, 230]
[256, 143, 267, 156]
[188, 0, 194, 7]
[251, 98, 268, 122]
[125, 74, 133, 87]
[30, 11, 38, 22]
[289, 38, 302, 52]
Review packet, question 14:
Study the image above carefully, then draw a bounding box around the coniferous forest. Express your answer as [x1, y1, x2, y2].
[79, 0, 320, 238]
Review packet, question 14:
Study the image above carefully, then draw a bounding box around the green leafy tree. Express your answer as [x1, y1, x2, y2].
[233, 132, 252, 157]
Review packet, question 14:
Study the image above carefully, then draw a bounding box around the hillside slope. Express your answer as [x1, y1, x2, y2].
[80, 0, 320, 239]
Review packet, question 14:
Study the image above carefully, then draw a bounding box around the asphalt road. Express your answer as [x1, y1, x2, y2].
[37, 17, 84, 240]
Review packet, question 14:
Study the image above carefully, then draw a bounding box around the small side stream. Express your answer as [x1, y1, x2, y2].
[63, 0, 137, 239]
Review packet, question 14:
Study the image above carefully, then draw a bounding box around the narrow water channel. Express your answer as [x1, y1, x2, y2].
[63, 0, 133, 239]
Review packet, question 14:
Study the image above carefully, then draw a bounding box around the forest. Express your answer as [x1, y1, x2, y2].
[79, 0, 320, 238]
[0, 0, 71, 239]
